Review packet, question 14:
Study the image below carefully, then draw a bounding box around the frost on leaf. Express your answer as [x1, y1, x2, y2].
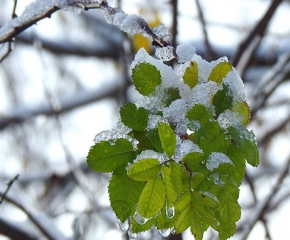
[87, 44, 259, 240]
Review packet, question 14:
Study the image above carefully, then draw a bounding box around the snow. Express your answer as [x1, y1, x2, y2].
[176, 44, 196, 63]
[218, 110, 243, 129]
[94, 120, 138, 149]
[134, 150, 167, 163]
[0, 0, 103, 40]
[174, 138, 203, 162]
[155, 46, 175, 61]
[206, 152, 233, 171]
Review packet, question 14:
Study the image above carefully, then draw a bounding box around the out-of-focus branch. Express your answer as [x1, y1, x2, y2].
[251, 51, 290, 117]
[0, 83, 122, 130]
[0, 217, 39, 240]
[171, 0, 178, 49]
[0, 174, 19, 204]
[231, 0, 282, 67]
[240, 155, 290, 240]
[194, 0, 215, 60]
[15, 34, 121, 59]
[0, 192, 67, 240]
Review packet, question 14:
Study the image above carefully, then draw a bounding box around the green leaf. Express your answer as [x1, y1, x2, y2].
[133, 131, 155, 152]
[219, 220, 236, 240]
[158, 122, 176, 157]
[128, 158, 161, 181]
[147, 128, 164, 152]
[87, 139, 134, 173]
[190, 211, 206, 240]
[213, 83, 234, 115]
[227, 145, 246, 186]
[191, 191, 218, 209]
[231, 101, 251, 126]
[186, 104, 214, 124]
[163, 87, 181, 107]
[220, 199, 241, 222]
[109, 168, 145, 222]
[139, 176, 166, 218]
[155, 206, 176, 230]
[175, 204, 192, 233]
[183, 61, 198, 89]
[193, 204, 218, 230]
[132, 63, 161, 96]
[175, 190, 191, 211]
[169, 161, 188, 195]
[120, 103, 148, 131]
[161, 166, 178, 204]
[131, 216, 154, 233]
[208, 61, 232, 84]
[228, 125, 259, 167]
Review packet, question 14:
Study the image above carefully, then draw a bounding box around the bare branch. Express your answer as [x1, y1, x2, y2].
[194, 0, 215, 60]
[0, 217, 39, 240]
[240, 155, 290, 240]
[0, 174, 19, 204]
[231, 0, 282, 67]
[0, 192, 67, 240]
[0, 83, 122, 130]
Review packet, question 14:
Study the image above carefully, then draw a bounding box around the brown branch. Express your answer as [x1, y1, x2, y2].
[0, 174, 19, 204]
[231, 0, 282, 67]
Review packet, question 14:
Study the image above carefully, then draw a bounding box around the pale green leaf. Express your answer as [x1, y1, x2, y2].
[139, 176, 166, 218]
[158, 122, 176, 157]
[208, 61, 232, 84]
[175, 204, 192, 233]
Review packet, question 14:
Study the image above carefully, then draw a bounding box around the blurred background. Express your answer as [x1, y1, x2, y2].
[1, 0, 290, 239]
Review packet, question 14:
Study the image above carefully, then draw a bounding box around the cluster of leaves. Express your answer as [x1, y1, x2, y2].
[87, 53, 259, 239]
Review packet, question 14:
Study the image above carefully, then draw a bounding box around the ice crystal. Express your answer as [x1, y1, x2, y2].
[206, 152, 233, 171]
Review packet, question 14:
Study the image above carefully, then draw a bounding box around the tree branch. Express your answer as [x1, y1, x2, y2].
[231, 0, 282, 67]
[0, 192, 67, 240]
[0, 174, 19, 204]
[0, 83, 122, 130]
[0, 217, 39, 240]
[240, 154, 290, 240]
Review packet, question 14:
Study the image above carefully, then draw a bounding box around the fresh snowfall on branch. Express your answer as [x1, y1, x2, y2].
[87, 43, 259, 239]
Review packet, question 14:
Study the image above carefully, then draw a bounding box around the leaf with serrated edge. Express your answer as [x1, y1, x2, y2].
[128, 158, 161, 181]
[87, 139, 134, 173]
[228, 125, 259, 167]
[219, 220, 236, 240]
[158, 122, 176, 158]
[132, 63, 161, 96]
[109, 168, 145, 222]
[120, 103, 148, 131]
[191, 210, 206, 240]
[220, 199, 241, 222]
[138, 176, 166, 218]
[131, 216, 154, 233]
[183, 61, 198, 88]
[175, 204, 192, 233]
[208, 61, 232, 84]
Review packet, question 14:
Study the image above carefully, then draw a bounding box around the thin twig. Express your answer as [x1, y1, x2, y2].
[231, 0, 282, 67]
[0, 192, 61, 240]
[0, 174, 19, 204]
[240, 155, 290, 240]
[194, 0, 215, 60]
